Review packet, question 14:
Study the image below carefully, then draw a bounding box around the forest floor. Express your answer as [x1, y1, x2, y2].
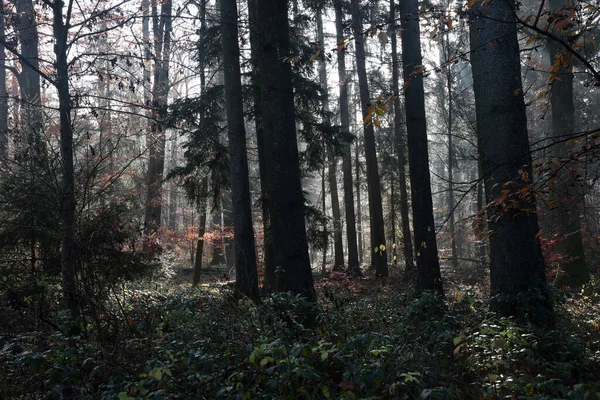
[1, 262, 600, 399]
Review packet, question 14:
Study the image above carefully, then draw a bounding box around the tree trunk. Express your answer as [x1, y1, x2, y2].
[221, 0, 259, 298]
[255, 0, 315, 299]
[469, 0, 552, 320]
[355, 140, 364, 265]
[53, 0, 78, 317]
[440, 32, 458, 271]
[389, 0, 414, 273]
[144, 0, 172, 239]
[398, 0, 443, 292]
[333, 0, 360, 275]
[0, 1, 7, 158]
[15, 0, 44, 155]
[248, 0, 274, 291]
[547, 0, 588, 287]
[350, 0, 388, 278]
[317, 7, 344, 271]
[193, 180, 208, 286]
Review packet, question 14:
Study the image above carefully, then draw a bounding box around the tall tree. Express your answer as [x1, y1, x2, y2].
[398, 0, 443, 292]
[0, 0, 7, 158]
[221, 0, 259, 298]
[350, 0, 388, 277]
[317, 6, 344, 271]
[547, 0, 589, 287]
[255, 0, 315, 298]
[389, 0, 414, 272]
[248, 0, 274, 291]
[334, 0, 360, 275]
[14, 0, 43, 154]
[144, 0, 173, 237]
[469, 0, 552, 319]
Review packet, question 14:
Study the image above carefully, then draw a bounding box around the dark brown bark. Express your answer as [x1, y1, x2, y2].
[248, 0, 274, 291]
[333, 0, 360, 276]
[547, 0, 588, 287]
[53, 0, 78, 317]
[15, 0, 44, 154]
[469, 0, 552, 319]
[316, 7, 344, 271]
[398, 0, 442, 292]
[355, 140, 364, 265]
[0, 1, 7, 158]
[193, 179, 208, 286]
[255, 0, 315, 299]
[350, 0, 388, 278]
[389, 0, 414, 273]
[144, 0, 172, 237]
[221, 0, 259, 298]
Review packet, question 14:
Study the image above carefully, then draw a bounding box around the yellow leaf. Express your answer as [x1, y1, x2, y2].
[374, 119, 381, 127]
[379, 103, 387, 112]
[526, 34, 539, 46]
[375, 108, 385, 116]
[536, 89, 547, 100]
[447, 17, 453, 30]
[310, 53, 318, 62]
[367, 104, 376, 114]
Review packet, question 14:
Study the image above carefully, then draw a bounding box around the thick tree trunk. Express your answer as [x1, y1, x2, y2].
[144, 0, 172, 238]
[547, 0, 588, 287]
[248, 0, 274, 291]
[334, 0, 360, 275]
[53, 0, 78, 317]
[398, 0, 443, 292]
[469, 0, 552, 320]
[389, 0, 414, 273]
[221, 0, 259, 298]
[15, 0, 44, 155]
[350, 0, 388, 277]
[255, 0, 315, 299]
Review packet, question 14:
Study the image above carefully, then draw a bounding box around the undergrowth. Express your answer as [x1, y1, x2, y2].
[1, 272, 600, 399]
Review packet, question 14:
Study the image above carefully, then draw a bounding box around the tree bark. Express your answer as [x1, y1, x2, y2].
[255, 0, 315, 299]
[0, 1, 7, 158]
[221, 0, 259, 298]
[248, 0, 274, 291]
[144, 0, 172, 238]
[53, 0, 78, 317]
[547, 0, 588, 287]
[333, 0, 361, 276]
[389, 0, 415, 273]
[398, 0, 443, 293]
[316, 7, 344, 271]
[15, 0, 44, 155]
[350, 0, 388, 278]
[469, 0, 552, 320]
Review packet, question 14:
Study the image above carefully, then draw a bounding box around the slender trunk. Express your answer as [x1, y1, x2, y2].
[469, 0, 552, 321]
[398, 0, 443, 292]
[548, 0, 588, 287]
[144, 0, 172, 237]
[193, 180, 208, 286]
[248, 0, 274, 291]
[350, 0, 388, 277]
[255, 0, 315, 299]
[0, 1, 7, 158]
[389, 0, 414, 272]
[317, 7, 344, 271]
[168, 135, 178, 230]
[53, 0, 77, 317]
[192, 0, 208, 286]
[355, 141, 364, 265]
[333, 0, 360, 275]
[221, 0, 259, 298]
[321, 164, 328, 271]
[440, 33, 458, 270]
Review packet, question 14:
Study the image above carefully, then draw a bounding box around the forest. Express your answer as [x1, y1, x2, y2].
[0, 0, 600, 397]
